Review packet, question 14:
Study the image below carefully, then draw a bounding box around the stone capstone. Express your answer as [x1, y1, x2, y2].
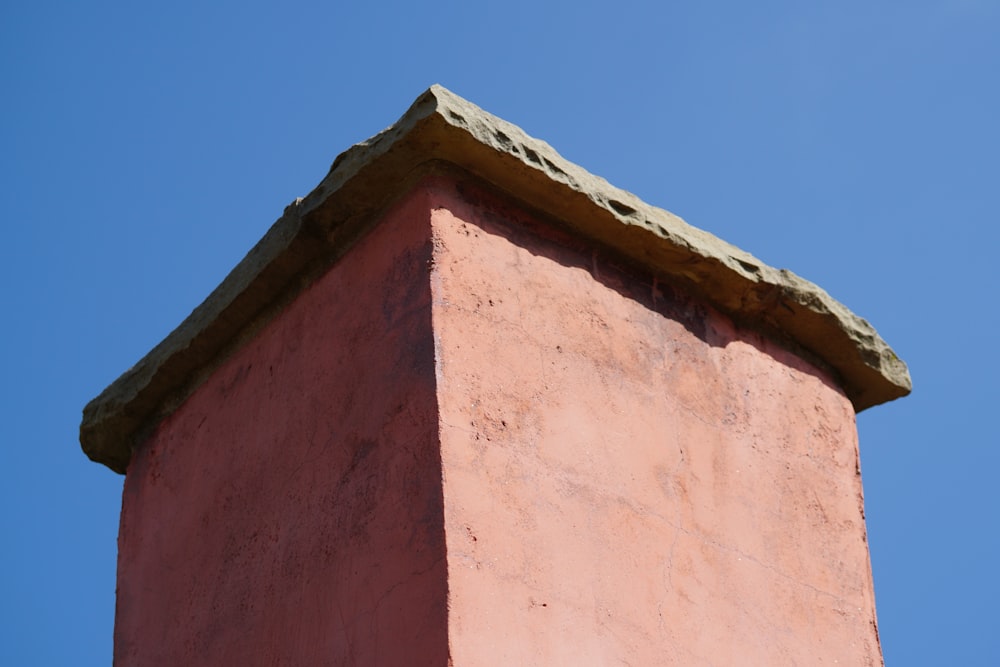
[80, 85, 911, 473]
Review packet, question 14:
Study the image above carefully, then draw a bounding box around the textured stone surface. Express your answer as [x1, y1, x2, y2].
[81, 85, 910, 473]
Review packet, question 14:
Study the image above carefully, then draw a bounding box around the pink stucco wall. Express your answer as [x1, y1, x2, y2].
[115, 188, 448, 666]
[428, 177, 882, 665]
[115, 174, 882, 665]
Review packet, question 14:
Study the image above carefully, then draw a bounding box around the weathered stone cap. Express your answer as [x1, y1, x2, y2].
[80, 84, 911, 473]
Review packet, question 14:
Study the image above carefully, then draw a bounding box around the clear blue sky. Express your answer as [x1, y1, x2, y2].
[2, 1, 996, 664]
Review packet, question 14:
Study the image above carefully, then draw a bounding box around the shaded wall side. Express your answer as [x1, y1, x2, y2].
[115, 188, 448, 666]
[428, 177, 882, 665]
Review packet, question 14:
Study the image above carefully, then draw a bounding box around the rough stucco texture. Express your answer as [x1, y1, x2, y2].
[429, 177, 883, 665]
[114, 189, 448, 666]
[114, 175, 883, 665]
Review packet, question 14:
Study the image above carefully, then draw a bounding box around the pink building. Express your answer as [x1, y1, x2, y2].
[81, 86, 910, 665]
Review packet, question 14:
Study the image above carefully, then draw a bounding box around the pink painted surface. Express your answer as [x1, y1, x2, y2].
[428, 177, 883, 665]
[115, 188, 448, 666]
[115, 173, 882, 665]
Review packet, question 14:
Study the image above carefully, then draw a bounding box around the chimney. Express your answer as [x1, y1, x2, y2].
[81, 86, 910, 666]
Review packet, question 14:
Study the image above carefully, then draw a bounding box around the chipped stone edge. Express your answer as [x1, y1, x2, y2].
[81, 84, 911, 473]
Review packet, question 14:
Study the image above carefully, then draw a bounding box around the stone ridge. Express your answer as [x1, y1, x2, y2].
[80, 85, 911, 473]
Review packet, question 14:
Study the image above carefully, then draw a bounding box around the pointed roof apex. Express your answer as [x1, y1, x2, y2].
[81, 85, 910, 473]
